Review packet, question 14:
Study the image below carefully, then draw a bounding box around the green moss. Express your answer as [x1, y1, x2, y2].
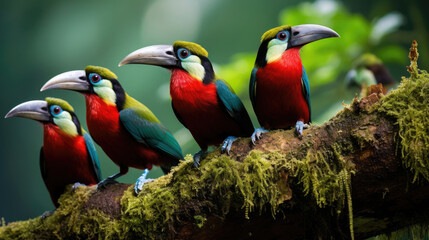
[270, 144, 355, 239]
[4, 119, 396, 240]
[374, 44, 429, 183]
[110, 152, 292, 239]
[351, 127, 375, 149]
[0, 142, 357, 240]
[115, 175, 177, 239]
[115, 147, 354, 239]
[0, 149, 302, 239]
[277, 146, 354, 211]
[0, 185, 114, 240]
[194, 215, 207, 229]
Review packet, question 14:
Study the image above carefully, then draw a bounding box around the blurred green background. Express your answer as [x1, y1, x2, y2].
[0, 0, 427, 222]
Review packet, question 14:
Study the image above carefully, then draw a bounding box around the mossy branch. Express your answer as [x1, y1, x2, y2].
[1, 42, 429, 240]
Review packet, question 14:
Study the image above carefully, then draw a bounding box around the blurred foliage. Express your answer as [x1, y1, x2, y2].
[217, 0, 407, 95]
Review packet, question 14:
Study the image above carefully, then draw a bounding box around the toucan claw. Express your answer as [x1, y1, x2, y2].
[97, 177, 118, 190]
[134, 169, 154, 195]
[193, 150, 207, 168]
[71, 182, 85, 191]
[251, 127, 269, 145]
[295, 121, 309, 138]
[221, 136, 238, 154]
[41, 210, 55, 220]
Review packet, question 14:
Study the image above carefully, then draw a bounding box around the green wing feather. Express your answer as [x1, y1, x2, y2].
[301, 66, 311, 122]
[119, 108, 183, 160]
[83, 132, 102, 182]
[215, 79, 254, 135]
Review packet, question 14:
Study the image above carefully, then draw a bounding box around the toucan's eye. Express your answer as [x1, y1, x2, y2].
[177, 48, 190, 60]
[50, 105, 63, 116]
[89, 73, 102, 85]
[276, 31, 288, 41]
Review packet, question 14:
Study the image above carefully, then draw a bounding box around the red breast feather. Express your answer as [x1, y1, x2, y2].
[42, 124, 98, 205]
[170, 69, 244, 150]
[255, 48, 310, 129]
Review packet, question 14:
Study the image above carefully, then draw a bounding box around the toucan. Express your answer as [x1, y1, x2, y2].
[41, 66, 183, 193]
[119, 41, 254, 166]
[5, 97, 101, 206]
[346, 53, 396, 98]
[249, 24, 339, 142]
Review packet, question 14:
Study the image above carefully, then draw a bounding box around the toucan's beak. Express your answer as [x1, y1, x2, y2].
[41, 70, 89, 92]
[5, 100, 50, 121]
[290, 24, 340, 48]
[118, 45, 177, 67]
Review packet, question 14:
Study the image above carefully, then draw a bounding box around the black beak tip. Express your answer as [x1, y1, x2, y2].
[332, 31, 340, 38]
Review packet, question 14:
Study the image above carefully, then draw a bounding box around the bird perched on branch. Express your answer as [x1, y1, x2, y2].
[5, 97, 101, 207]
[41, 66, 183, 194]
[119, 41, 254, 166]
[249, 24, 339, 142]
[346, 53, 396, 98]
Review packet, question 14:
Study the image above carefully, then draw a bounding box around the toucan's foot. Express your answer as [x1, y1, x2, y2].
[97, 177, 118, 190]
[41, 210, 55, 220]
[193, 150, 207, 168]
[221, 136, 238, 154]
[295, 121, 309, 138]
[251, 127, 268, 145]
[71, 182, 85, 191]
[134, 169, 154, 195]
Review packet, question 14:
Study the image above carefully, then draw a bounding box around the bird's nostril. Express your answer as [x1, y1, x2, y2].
[166, 51, 173, 55]
[293, 31, 299, 36]
[41, 107, 48, 111]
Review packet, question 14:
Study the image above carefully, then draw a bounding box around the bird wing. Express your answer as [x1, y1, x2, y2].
[301, 65, 312, 122]
[249, 67, 258, 109]
[172, 101, 187, 128]
[83, 132, 102, 182]
[39, 147, 48, 187]
[119, 108, 183, 160]
[215, 78, 254, 135]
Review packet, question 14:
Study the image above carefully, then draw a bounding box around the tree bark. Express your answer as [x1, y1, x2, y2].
[1, 41, 428, 240]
